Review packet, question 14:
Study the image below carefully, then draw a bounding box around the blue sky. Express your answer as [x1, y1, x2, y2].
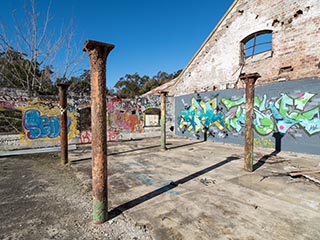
[0, 0, 234, 89]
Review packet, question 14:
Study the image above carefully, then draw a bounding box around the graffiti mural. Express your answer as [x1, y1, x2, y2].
[0, 88, 165, 150]
[23, 109, 71, 139]
[221, 92, 320, 136]
[178, 92, 320, 138]
[19, 103, 78, 143]
[106, 96, 161, 134]
[178, 95, 227, 138]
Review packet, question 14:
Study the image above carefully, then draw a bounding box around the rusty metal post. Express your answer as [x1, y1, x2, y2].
[240, 73, 260, 172]
[160, 91, 168, 151]
[83, 40, 114, 224]
[58, 83, 69, 165]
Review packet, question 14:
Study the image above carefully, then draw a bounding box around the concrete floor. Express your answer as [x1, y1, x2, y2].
[69, 137, 320, 240]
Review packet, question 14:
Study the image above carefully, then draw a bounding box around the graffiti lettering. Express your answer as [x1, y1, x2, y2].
[0, 101, 16, 108]
[23, 109, 71, 139]
[178, 97, 224, 135]
[80, 130, 92, 144]
[254, 138, 274, 148]
[179, 92, 320, 138]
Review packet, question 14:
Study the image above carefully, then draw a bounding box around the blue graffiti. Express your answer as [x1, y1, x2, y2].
[178, 97, 225, 134]
[23, 109, 71, 139]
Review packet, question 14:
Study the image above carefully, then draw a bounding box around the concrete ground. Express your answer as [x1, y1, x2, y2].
[70, 137, 320, 240]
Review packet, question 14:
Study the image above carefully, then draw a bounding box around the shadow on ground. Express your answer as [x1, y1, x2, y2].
[108, 156, 240, 220]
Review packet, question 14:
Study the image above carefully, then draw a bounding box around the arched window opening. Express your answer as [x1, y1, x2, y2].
[241, 30, 272, 62]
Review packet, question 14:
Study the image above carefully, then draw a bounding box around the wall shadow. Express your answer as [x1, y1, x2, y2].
[166, 140, 204, 150]
[108, 144, 162, 156]
[70, 157, 92, 164]
[253, 133, 283, 171]
[71, 140, 203, 162]
[108, 156, 240, 220]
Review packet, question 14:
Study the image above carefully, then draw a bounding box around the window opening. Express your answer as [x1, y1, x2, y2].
[242, 31, 272, 58]
[144, 108, 160, 127]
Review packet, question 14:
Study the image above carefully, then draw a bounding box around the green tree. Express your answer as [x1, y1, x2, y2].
[114, 69, 182, 98]
[56, 69, 91, 95]
[114, 73, 149, 98]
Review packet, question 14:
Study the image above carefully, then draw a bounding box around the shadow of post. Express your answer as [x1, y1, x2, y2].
[108, 156, 240, 220]
[253, 133, 284, 171]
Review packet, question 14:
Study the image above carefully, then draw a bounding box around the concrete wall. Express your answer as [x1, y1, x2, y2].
[78, 95, 175, 144]
[171, 0, 320, 96]
[0, 92, 78, 150]
[0, 88, 170, 151]
[175, 78, 320, 155]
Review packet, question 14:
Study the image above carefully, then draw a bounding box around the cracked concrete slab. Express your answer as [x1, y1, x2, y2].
[69, 137, 320, 240]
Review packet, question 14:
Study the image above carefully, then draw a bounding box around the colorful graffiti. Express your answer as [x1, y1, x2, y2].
[113, 111, 142, 133]
[23, 109, 71, 139]
[178, 92, 320, 138]
[79, 128, 120, 144]
[18, 101, 78, 143]
[0, 90, 163, 150]
[178, 96, 226, 138]
[222, 92, 320, 136]
[106, 96, 160, 134]
[80, 130, 92, 144]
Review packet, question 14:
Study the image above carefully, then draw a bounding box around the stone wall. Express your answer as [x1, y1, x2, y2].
[171, 0, 320, 96]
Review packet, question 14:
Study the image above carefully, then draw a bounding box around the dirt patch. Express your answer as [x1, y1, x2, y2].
[0, 153, 152, 240]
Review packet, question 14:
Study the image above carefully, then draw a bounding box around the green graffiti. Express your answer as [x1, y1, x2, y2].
[180, 92, 319, 138]
[221, 96, 245, 111]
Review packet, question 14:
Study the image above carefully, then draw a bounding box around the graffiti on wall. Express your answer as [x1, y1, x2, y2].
[0, 90, 162, 149]
[0, 95, 78, 143]
[106, 96, 161, 134]
[80, 130, 92, 144]
[178, 95, 227, 139]
[23, 109, 71, 139]
[222, 92, 320, 136]
[20, 103, 78, 142]
[178, 92, 320, 138]
[79, 128, 121, 144]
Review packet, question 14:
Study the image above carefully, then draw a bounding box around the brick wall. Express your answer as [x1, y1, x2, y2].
[171, 0, 320, 96]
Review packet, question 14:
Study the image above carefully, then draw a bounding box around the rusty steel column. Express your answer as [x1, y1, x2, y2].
[83, 40, 114, 224]
[240, 73, 261, 172]
[58, 83, 69, 165]
[160, 91, 168, 151]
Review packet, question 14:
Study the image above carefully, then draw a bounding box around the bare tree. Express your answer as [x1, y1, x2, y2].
[0, 0, 83, 95]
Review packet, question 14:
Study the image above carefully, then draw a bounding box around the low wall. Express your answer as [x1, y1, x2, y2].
[175, 78, 320, 155]
[0, 89, 173, 151]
